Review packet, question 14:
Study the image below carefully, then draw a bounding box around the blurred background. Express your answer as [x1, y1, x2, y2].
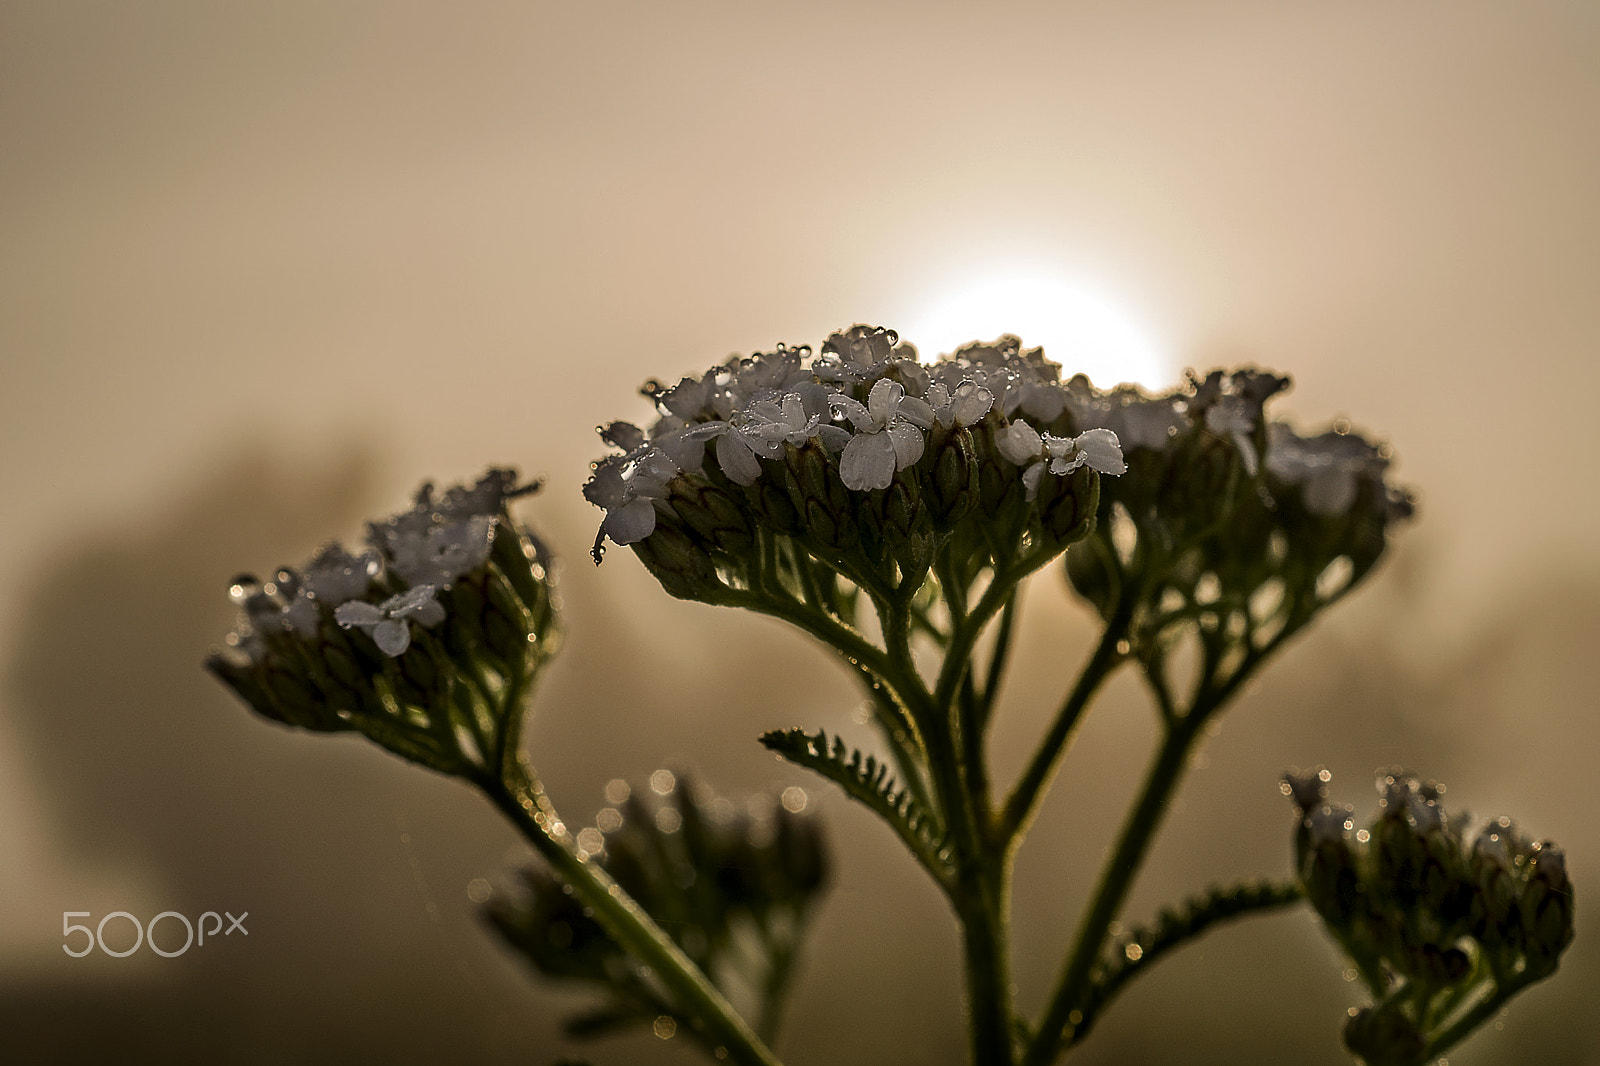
[2, 2, 1597, 1063]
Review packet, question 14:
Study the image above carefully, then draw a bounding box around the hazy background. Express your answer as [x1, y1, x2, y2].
[3, 2, 1597, 1063]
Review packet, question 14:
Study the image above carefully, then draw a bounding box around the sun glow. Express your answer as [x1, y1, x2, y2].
[905, 277, 1173, 390]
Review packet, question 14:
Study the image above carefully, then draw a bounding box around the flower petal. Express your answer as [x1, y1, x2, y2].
[373, 618, 412, 656]
[950, 383, 994, 427]
[1021, 461, 1045, 501]
[840, 430, 896, 491]
[995, 421, 1042, 465]
[715, 430, 763, 486]
[334, 600, 384, 628]
[887, 420, 925, 470]
[866, 378, 904, 425]
[1072, 428, 1127, 475]
[604, 498, 658, 545]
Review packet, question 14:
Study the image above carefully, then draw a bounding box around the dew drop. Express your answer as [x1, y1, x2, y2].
[650, 769, 676, 795]
[782, 786, 808, 813]
[1124, 943, 1143, 962]
[653, 1016, 677, 1040]
[228, 575, 262, 604]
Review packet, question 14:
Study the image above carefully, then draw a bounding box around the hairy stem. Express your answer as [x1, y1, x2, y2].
[1024, 719, 1200, 1066]
[487, 762, 783, 1066]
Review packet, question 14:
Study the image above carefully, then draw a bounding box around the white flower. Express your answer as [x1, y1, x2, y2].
[1265, 423, 1389, 517]
[1052, 427, 1127, 477]
[711, 424, 763, 485]
[995, 420, 1045, 466]
[432, 467, 536, 520]
[1305, 803, 1354, 844]
[739, 389, 852, 457]
[926, 380, 994, 429]
[996, 421, 1126, 499]
[657, 371, 722, 421]
[1205, 397, 1261, 476]
[1065, 381, 1186, 451]
[335, 585, 447, 656]
[742, 391, 822, 454]
[302, 544, 381, 604]
[829, 378, 931, 491]
[380, 515, 495, 588]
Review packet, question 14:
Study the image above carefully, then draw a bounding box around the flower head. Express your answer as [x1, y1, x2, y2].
[586, 326, 1121, 600]
[208, 469, 560, 774]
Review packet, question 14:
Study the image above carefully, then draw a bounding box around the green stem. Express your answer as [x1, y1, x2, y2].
[1420, 974, 1533, 1064]
[1000, 610, 1128, 844]
[979, 588, 1022, 721]
[901, 566, 1015, 1065]
[724, 586, 930, 764]
[958, 864, 1017, 1066]
[486, 762, 783, 1066]
[1023, 719, 1200, 1066]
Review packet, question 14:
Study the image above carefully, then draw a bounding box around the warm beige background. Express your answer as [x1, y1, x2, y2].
[3, 3, 1597, 1063]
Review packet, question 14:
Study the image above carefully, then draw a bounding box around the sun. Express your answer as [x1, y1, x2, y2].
[903, 277, 1173, 390]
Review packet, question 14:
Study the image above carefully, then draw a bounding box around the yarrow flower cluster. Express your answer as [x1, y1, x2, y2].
[207, 469, 558, 777]
[1285, 768, 1574, 1065]
[585, 326, 1131, 604]
[1060, 366, 1416, 710]
[204, 323, 1568, 1066]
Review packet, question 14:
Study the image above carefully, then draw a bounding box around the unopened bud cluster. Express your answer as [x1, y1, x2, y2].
[487, 774, 828, 1043]
[1284, 767, 1574, 1064]
[586, 327, 1127, 602]
[1067, 370, 1415, 699]
[207, 470, 559, 776]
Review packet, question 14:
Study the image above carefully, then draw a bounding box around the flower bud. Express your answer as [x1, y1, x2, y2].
[668, 475, 756, 557]
[924, 425, 978, 527]
[1036, 464, 1099, 547]
[784, 441, 857, 551]
[1520, 845, 1575, 978]
[1299, 803, 1362, 931]
[1469, 824, 1524, 961]
[631, 514, 724, 603]
[876, 466, 924, 545]
[1342, 1002, 1425, 1066]
[744, 475, 803, 536]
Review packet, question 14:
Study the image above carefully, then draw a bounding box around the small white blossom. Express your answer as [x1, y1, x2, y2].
[830, 378, 930, 491]
[926, 380, 995, 428]
[996, 421, 1126, 499]
[1065, 381, 1186, 451]
[1205, 397, 1261, 475]
[302, 545, 381, 604]
[711, 424, 763, 485]
[1265, 423, 1391, 517]
[1305, 803, 1354, 844]
[335, 585, 447, 656]
[380, 515, 495, 588]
